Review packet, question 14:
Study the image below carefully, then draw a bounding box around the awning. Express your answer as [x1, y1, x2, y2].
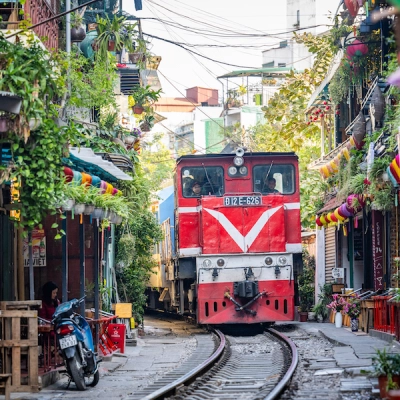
[307, 49, 344, 109]
[317, 196, 343, 214]
[68, 147, 133, 182]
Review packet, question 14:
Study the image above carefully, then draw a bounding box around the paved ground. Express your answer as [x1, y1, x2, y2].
[4, 317, 400, 400]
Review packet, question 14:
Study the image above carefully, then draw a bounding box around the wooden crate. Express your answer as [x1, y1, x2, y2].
[0, 310, 39, 393]
[0, 301, 41, 311]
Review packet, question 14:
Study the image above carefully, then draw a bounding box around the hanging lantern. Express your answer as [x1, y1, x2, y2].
[320, 215, 328, 226]
[346, 39, 368, 59]
[316, 216, 323, 227]
[344, 0, 360, 17]
[334, 208, 346, 222]
[330, 212, 339, 223]
[352, 112, 366, 149]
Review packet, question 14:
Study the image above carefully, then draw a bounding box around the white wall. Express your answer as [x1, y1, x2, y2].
[315, 227, 326, 301]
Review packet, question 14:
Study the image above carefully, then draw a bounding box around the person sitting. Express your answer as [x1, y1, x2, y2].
[189, 181, 202, 197]
[39, 281, 60, 322]
[263, 177, 280, 194]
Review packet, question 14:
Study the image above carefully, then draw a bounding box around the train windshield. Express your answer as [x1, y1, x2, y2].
[181, 166, 224, 197]
[253, 164, 295, 195]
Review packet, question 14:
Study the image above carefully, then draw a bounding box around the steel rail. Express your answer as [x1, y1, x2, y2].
[264, 328, 299, 400]
[141, 329, 226, 400]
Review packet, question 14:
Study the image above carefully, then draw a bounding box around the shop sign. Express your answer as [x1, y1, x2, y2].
[24, 229, 46, 267]
[332, 267, 344, 279]
[371, 211, 384, 290]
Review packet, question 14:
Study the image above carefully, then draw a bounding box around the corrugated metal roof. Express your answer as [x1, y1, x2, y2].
[217, 67, 293, 79]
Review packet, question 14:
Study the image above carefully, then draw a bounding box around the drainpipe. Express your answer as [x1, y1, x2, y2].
[79, 220, 85, 316]
[348, 217, 354, 288]
[94, 221, 99, 347]
[62, 215, 68, 302]
[28, 231, 34, 300]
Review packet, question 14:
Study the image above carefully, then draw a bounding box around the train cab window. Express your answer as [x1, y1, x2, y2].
[253, 164, 295, 195]
[181, 166, 224, 197]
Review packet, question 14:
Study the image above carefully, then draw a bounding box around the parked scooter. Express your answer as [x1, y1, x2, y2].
[52, 297, 100, 390]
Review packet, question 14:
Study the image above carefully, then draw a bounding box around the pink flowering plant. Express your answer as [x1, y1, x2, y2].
[343, 295, 361, 319]
[326, 294, 347, 312]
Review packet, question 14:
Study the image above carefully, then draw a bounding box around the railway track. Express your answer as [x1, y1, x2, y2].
[128, 322, 298, 400]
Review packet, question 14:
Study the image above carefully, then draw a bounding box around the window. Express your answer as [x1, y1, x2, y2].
[253, 164, 295, 195]
[181, 166, 224, 197]
[278, 63, 286, 67]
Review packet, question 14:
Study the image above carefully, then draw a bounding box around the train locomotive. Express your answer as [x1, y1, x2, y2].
[147, 149, 303, 325]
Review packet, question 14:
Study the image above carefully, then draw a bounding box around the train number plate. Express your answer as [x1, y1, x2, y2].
[224, 196, 261, 206]
[59, 335, 77, 349]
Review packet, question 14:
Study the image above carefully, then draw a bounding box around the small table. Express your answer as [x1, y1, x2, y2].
[38, 324, 55, 372]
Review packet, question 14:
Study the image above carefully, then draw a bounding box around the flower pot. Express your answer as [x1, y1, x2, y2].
[0, 117, 8, 133]
[100, 209, 110, 220]
[308, 312, 315, 321]
[299, 312, 308, 322]
[62, 199, 75, 211]
[108, 40, 115, 51]
[379, 376, 400, 399]
[335, 311, 342, 328]
[84, 205, 95, 215]
[124, 135, 136, 145]
[29, 117, 42, 131]
[132, 105, 144, 115]
[140, 122, 151, 132]
[350, 318, 359, 332]
[74, 203, 85, 215]
[92, 207, 104, 219]
[129, 52, 145, 64]
[115, 215, 123, 224]
[71, 27, 86, 42]
[388, 390, 400, 400]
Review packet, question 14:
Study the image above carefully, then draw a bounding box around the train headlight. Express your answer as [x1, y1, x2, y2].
[264, 257, 273, 266]
[203, 259, 212, 268]
[228, 166, 237, 175]
[239, 166, 248, 175]
[278, 256, 287, 265]
[217, 258, 225, 267]
[233, 156, 244, 167]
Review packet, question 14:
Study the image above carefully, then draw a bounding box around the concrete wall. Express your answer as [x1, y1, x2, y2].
[186, 87, 219, 106]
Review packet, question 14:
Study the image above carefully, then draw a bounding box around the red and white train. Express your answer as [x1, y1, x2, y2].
[148, 149, 303, 325]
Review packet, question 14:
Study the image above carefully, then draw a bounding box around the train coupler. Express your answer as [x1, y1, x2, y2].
[224, 290, 267, 315]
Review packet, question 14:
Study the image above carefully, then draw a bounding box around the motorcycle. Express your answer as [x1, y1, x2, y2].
[52, 297, 100, 390]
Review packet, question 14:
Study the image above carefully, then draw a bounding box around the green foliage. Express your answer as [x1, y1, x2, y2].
[140, 134, 175, 192]
[371, 348, 400, 377]
[312, 283, 333, 321]
[116, 209, 163, 322]
[60, 51, 118, 111]
[298, 249, 315, 312]
[0, 33, 84, 232]
[263, 32, 333, 149]
[129, 85, 162, 106]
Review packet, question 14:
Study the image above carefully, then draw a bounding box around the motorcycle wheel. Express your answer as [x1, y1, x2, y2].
[87, 370, 100, 387]
[67, 354, 87, 391]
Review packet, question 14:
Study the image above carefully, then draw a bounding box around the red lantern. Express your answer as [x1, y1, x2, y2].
[344, 0, 360, 17]
[346, 39, 368, 59]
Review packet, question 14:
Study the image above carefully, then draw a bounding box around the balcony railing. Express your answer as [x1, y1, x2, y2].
[24, 0, 58, 51]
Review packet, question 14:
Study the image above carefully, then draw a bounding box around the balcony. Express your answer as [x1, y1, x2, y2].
[1, 0, 58, 50]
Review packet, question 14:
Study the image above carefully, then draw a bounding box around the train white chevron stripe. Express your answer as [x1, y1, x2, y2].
[178, 203, 300, 214]
[203, 206, 282, 252]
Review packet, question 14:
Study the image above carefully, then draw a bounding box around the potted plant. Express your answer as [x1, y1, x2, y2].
[83, 186, 100, 215]
[312, 283, 332, 322]
[140, 112, 155, 132]
[129, 85, 162, 114]
[327, 294, 347, 328]
[95, 14, 125, 58]
[70, 11, 86, 42]
[369, 348, 400, 399]
[343, 294, 361, 331]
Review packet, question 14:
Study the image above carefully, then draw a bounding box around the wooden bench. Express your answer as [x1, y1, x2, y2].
[0, 373, 11, 400]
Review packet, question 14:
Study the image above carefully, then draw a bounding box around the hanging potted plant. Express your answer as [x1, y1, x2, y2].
[70, 11, 86, 42]
[129, 85, 162, 114]
[95, 14, 125, 58]
[140, 113, 155, 132]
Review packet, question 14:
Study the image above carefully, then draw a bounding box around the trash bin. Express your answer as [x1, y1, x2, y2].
[108, 324, 126, 354]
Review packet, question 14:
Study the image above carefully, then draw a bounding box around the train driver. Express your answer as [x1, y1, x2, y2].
[263, 177, 280, 194]
[190, 181, 202, 197]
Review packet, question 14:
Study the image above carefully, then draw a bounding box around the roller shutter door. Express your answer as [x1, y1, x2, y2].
[325, 226, 336, 284]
